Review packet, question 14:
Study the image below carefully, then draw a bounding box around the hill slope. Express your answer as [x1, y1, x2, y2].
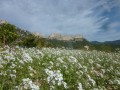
[104, 40, 120, 45]
[0, 20, 119, 52]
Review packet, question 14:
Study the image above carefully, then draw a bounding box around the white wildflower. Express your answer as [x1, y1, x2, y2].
[57, 57, 64, 63]
[22, 52, 32, 62]
[10, 74, 16, 78]
[45, 69, 67, 88]
[78, 83, 83, 90]
[114, 79, 120, 85]
[68, 56, 77, 64]
[22, 78, 39, 90]
[88, 75, 96, 86]
[13, 70, 16, 73]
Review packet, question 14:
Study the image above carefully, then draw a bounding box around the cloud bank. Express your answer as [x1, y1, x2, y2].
[0, 0, 120, 41]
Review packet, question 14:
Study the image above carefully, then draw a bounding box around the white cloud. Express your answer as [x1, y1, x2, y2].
[108, 22, 120, 29]
[0, 0, 120, 41]
[92, 30, 120, 42]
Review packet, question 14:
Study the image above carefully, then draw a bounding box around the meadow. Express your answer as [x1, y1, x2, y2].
[0, 46, 120, 90]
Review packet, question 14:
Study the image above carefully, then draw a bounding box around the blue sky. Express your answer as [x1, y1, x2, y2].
[0, 0, 120, 41]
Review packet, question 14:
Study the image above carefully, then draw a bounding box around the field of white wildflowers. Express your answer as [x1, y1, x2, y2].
[0, 46, 120, 90]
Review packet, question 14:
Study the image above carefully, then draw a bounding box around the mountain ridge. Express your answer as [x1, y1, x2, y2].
[0, 19, 120, 52]
[91, 40, 120, 45]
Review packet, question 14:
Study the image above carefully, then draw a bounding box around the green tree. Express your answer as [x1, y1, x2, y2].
[0, 23, 19, 47]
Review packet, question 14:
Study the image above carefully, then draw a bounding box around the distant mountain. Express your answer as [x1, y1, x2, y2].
[91, 40, 120, 52]
[104, 40, 120, 45]
[91, 40, 120, 45]
[91, 41, 101, 44]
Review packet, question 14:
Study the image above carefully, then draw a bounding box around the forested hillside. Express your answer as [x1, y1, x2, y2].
[0, 23, 46, 48]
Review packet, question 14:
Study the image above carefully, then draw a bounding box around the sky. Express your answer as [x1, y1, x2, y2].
[0, 0, 120, 41]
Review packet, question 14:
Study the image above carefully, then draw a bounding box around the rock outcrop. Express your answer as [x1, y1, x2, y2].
[49, 33, 83, 41]
[0, 20, 8, 24]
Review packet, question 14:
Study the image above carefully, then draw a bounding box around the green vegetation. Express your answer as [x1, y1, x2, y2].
[0, 23, 19, 47]
[0, 47, 120, 90]
[0, 22, 120, 52]
[0, 23, 46, 48]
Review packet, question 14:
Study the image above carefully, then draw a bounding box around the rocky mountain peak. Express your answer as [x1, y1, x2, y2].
[49, 33, 84, 41]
